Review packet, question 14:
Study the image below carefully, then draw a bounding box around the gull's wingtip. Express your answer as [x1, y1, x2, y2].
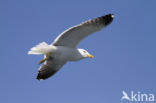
[111, 14, 114, 18]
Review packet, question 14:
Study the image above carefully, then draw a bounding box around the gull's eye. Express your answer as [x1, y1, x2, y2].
[83, 51, 86, 53]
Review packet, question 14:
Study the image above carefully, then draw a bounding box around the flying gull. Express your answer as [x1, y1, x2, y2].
[28, 14, 114, 80]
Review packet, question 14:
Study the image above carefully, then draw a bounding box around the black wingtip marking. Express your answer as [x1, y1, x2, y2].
[99, 14, 114, 25]
[36, 57, 58, 80]
[36, 69, 57, 80]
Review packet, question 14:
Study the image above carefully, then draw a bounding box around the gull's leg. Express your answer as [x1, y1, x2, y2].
[39, 52, 51, 64]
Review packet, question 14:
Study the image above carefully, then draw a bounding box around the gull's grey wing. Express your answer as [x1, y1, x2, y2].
[52, 14, 114, 48]
[37, 57, 66, 80]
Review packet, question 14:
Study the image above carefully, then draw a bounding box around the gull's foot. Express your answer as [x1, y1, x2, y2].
[39, 52, 52, 64]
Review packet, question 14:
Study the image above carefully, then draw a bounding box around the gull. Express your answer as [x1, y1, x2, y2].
[28, 14, 114, 80]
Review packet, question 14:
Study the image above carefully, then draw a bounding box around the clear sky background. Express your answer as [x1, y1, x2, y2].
[0, 0, 156, 103]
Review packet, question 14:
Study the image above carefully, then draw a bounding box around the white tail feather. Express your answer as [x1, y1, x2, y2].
[28, 42, 52, 55]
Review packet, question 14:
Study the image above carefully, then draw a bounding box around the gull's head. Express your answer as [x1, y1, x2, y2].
[78, 49, 94, 59]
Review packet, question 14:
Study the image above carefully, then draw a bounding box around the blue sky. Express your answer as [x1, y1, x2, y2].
[0, 0, 156, 103]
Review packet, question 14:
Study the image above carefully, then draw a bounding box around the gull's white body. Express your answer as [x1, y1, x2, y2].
[28, 42, 85, 61]
[28, 14, 114, 80]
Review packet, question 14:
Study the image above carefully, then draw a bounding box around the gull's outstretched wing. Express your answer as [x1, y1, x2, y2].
[37, 57, 66, 80]
[52, 14, 114, 48]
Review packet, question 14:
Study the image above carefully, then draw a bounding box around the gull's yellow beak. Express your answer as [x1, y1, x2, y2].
[87, 54, 94, 58]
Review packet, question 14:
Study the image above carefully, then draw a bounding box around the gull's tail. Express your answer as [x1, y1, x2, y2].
[28, 42, 52, 55]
